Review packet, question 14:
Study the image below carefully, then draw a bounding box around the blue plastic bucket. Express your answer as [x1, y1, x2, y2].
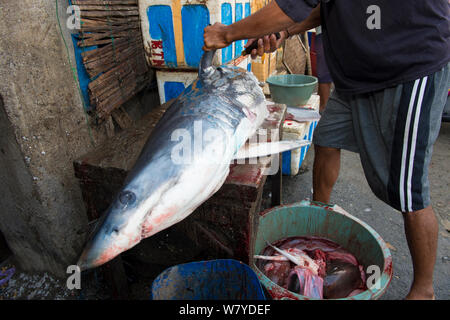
[151, 259, 266, 300]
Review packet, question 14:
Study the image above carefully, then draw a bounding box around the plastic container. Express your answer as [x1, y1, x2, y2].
[281, 94, 319, 175]
[282, 120, 318, 175]
[266, 74, 318, 106]
[151, 259, 266, 300]
[252, 201, 393, 300]
[139, 0, 252, 69]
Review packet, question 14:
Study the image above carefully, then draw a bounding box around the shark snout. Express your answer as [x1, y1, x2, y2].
[77, 221, 141, 271]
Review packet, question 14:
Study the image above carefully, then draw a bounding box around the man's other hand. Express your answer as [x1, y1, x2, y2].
[245, 31, 287, 59]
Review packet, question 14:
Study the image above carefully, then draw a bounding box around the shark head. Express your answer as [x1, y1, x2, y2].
[77, 147, 183, 271]
[77, 185, 154, 270]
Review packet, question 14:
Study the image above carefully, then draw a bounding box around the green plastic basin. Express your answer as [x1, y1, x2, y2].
[252, 201, 393, 300]
[266, 74, 318, 106]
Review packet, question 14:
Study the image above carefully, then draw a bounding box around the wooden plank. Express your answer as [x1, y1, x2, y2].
[303, 32, 313, 76]
[73, 0, 149, 119]
[105, 115, 115, 138]
[76, 5, 137, 11]
[111, 107, 134, 129]
[283, 34, 307, 75]
[80, 10, 139, 18]
[73, 0, 137, 4]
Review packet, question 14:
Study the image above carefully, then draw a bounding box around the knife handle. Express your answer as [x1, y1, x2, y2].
[241, 32, 282, 56]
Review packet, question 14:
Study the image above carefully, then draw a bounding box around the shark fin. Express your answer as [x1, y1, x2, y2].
[233, 140, 311, 160]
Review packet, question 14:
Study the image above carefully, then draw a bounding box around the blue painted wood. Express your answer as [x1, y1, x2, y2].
[182, 5, 210, 67]
[164, 81, 186, 102]
[70, 35, 97, 111]
[147, 5, 177, 68]
[151, 259, 266, 300]
[221, 3, 233, 63]
[299, 141, 306, 166]
[244, 2, 251, 17]
[234, 3, 243, 57]
[282, 142, 292, 175]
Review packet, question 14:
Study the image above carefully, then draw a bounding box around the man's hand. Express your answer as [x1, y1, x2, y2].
[203, 23, 231, 51]
[203, 1, 294, 52]
[245, 31, 287, 59]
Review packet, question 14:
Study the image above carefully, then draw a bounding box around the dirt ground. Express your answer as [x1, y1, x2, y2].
[1, 123, 448, 300]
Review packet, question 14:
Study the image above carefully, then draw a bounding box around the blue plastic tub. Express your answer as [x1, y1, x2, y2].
[151, 259, 266, 300]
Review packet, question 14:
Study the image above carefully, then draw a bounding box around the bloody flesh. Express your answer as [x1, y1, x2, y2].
[255, 236, 367, 299]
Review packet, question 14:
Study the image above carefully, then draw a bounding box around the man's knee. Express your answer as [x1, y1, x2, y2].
[402, 205, 435, 219]
[314, 145, 340, 158]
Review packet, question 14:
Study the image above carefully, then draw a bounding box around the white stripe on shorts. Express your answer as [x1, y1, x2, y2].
[399, 79, 419, 212]
[406, 76, 428, 212]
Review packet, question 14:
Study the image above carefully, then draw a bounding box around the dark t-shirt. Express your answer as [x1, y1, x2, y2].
[275, 0, 450, 94]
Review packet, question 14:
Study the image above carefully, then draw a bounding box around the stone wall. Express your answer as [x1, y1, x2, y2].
[0, 0, 156, 277]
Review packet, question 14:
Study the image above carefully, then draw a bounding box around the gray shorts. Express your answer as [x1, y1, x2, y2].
[313, 63, 450, 212]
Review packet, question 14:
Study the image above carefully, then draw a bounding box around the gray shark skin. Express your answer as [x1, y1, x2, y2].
[77, 50, 268, 270]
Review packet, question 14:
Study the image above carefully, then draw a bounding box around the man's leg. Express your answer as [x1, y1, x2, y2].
[312, 145, 340, 203]
[311, 88, 357, 204]
[403, 206, 438, 300]
[350, 64, 449, 299]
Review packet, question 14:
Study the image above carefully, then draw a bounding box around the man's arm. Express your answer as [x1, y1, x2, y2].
[203, 1, 294, 51]
[203, 0, 321, 54]
[243, 4, 321, 58]
[286, 5, 321, 37]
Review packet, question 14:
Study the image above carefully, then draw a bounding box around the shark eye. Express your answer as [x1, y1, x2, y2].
[119, 191, 136, 206]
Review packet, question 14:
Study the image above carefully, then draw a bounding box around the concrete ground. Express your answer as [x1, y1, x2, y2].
[276, 122, 450, 300]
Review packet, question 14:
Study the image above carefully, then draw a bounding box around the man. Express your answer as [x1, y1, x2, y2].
[203, 1, 450, 300]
